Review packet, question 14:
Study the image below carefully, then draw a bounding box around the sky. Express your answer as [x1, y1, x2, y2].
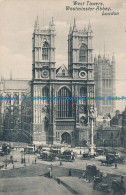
[0, 0, 126, 111]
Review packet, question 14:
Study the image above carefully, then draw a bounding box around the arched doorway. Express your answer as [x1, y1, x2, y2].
[61, 132, 71, 144]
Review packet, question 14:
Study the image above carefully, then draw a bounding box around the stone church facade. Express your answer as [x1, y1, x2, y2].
[32, 17, 95, 145]
[0, 17, 116, 146]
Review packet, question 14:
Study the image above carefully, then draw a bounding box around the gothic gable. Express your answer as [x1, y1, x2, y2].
[56, 64, 69, 77]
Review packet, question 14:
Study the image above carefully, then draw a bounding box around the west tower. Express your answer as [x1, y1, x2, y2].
[32, 17, 56, 144]
[68, 19, 95, 145]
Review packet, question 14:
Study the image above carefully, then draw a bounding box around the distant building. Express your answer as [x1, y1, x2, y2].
[96, 114, 111, 128]
[0, 78, 31, 142]
[110, 110, 123, 127]
[95, 110, 123, 147]
[94, 55, 116, 116]
[122, 107, 126, 148]
[94, 126, 121, 147]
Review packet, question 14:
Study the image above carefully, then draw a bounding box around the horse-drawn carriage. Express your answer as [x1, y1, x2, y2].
[100, 153, 124, 166]
[83, 165, 102, 182]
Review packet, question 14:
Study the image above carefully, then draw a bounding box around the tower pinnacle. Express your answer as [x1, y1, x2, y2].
[112, 52, 115, 62]
[73, 18, 77, 31]
[52, 17, 54, 26]
[36, 16, 39, 28]
[88, 20, 92, 32]
[69, 23, 72, 33]
[10, 71, 12, 80]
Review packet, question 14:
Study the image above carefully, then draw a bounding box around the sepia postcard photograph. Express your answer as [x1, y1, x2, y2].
[0, 0, 126, 194]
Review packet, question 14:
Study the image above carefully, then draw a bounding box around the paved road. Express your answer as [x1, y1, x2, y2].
[0, 148, 126, 195]
[1, 149, 126, 176]
[0, 176, 72, 195]
[58, 177, 101, 195]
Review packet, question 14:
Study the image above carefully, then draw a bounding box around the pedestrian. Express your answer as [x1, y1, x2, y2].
[35, 158, 36, 164]
[5, 162, 7, 169]
[57, 178, 60, 184]
[50, 170, 53, 178]
[50, 164, 53, 170]
[82, 172, 86, 179]
[60, 161, 63, 166]
[115, 163, 117, 169]
[69, 169, 71, 176]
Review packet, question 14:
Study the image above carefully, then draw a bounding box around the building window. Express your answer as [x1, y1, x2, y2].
[80, 87, 87, 96]
[110, 132, 114, 139]
[80, 87, 87, 104]
[42, 87, 49, 104]
[103, 79, 105, 88]
[42, 41, 49, 60]
[57, 87, 72, 118]
[79, 44, 87, 62]
[97, 133, 100, 139]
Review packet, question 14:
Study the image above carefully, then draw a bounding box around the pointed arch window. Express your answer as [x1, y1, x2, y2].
[57, 87, 72, 118]
[42, 41, 49, 60]
[79, 44, 87, 62]
[42, 87, 49, 104]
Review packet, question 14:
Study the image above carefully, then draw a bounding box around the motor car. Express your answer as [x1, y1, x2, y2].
[40, 151, 55, 161]
[60, 150, 75, 162]
[2, 143, 11, 154]
[96, 149, 105, 156]
[83, 153, 89, 158]
[24, 146, 35, 154]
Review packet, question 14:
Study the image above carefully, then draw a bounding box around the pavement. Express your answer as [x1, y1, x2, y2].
[0, 146, 126, 195]
[56, 177, 101, 195]
[0, 176, 72, 195]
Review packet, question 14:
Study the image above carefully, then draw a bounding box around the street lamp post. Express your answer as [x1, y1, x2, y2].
[89, 106, 96, 155]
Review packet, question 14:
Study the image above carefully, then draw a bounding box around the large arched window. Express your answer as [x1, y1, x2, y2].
[42, 87, 49, 104]
[42, 41, 49, 60]
[79, 44, 87, 62]
[58, 87, 72, 118]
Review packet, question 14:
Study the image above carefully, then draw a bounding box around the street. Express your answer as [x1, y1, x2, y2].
[0, 176, 72, 195]
[0, 147, 126, 195]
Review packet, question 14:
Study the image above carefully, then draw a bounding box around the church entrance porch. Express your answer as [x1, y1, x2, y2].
[61, 132, 71, 144]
